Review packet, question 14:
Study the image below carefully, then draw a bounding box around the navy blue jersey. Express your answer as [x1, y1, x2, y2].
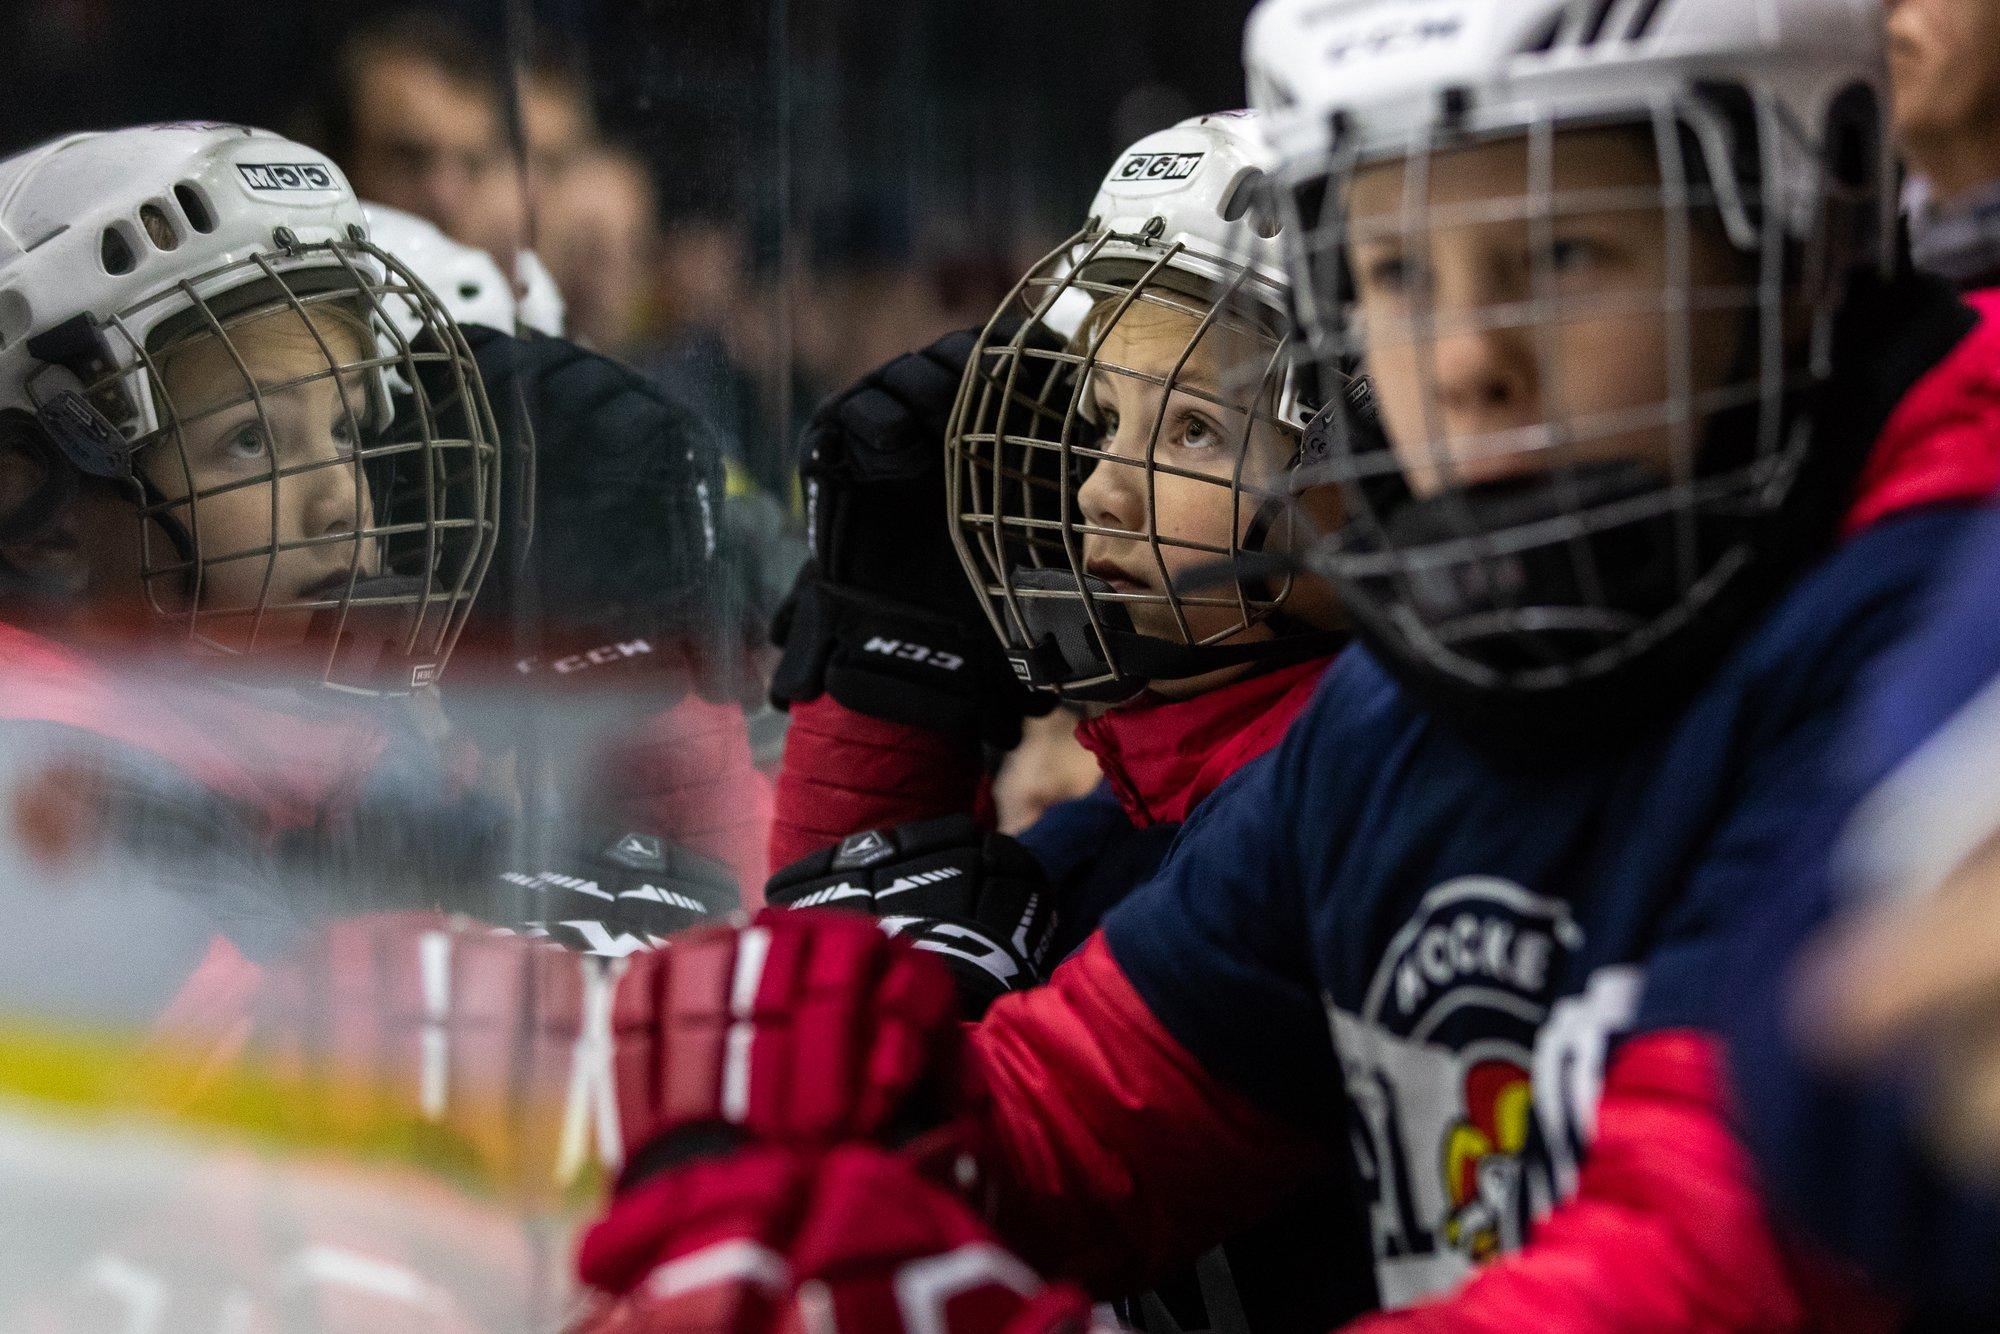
[1021, 781, 1373, 1334]
[1017, 783, 1182, 963]
[1726, 506, 2000, 1318]
[1101, 504, 1984, 1308]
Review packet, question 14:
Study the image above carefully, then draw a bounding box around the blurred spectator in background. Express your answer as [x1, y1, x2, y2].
[791, 195, 956, 408]
[645, 211, 779, 496]
[518, 36, 597, 198]
[1886, 0, 2000, 289]
[541, 144, 658, 355]
[304, 8, 512, 254]
[457, 34, 599, 278]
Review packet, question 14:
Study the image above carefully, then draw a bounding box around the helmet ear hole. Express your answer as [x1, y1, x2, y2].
[1221, 168, 1283, 240]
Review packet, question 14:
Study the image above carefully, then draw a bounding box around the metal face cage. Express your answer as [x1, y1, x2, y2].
[25, 236, 502, 694]
[1273, 90, 1876, 699]
[946, 222, 1326, 702]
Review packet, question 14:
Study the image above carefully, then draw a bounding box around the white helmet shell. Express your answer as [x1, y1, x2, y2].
[0, 123, 394, 445]
[1059, 109, 1312, 429]
[1244, 0, 1893, 256]
[511, 250, 565, 338]
[362, 202, 566, 338]
[0, 123, 503, 695]
[1081, 109, 1288, 305]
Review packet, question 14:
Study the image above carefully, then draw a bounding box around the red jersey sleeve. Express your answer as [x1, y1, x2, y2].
[605, 696, 775, 906]
[768, 697, 988, 875]
[972, 933, 1326, 1292]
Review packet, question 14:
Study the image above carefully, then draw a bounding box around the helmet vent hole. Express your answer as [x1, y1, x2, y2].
[139, 203, 179, 251]
[99, 226, 136, 276]
[458, 281, 483, 301]
[174, 182, 216, 234]
[1520, 12, 1563, 54]
[1576, 0, 1619, 45]
[1627, 0, 1672, 39]
[1224, 170, 1284, 242]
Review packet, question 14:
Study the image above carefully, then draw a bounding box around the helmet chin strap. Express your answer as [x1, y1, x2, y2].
[1004, 561, 1342, 705]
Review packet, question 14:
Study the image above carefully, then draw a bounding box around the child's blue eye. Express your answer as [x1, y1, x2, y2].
[224, 424, 270, 460]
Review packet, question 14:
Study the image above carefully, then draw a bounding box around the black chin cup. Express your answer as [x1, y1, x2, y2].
[1360, 461, 1707, 680]
[1004, 567, 1142, 704]
[304, 574, 445, 692]
[1002, 564, 1339, 704]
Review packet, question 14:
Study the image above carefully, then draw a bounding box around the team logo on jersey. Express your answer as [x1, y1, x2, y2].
[1114, 151, 1204, 183]
[1440, 1058, 1531, 1263]
[237, 162, 337, 192]
[606, 831, 666, 870]
[1330, 876, 1583, 1306]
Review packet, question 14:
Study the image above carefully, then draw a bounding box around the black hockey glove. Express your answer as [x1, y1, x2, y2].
[452, 326, 730, 686]
[764, 814, 1059, 1018]
[497, 824, 742, 956]
[769, 329, 1056, 749]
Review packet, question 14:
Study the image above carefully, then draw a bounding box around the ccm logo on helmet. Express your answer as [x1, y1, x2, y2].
[237, 162, 337, 192]
[1320, 13, 1464, 69]
[1115, 152, 1204, 182]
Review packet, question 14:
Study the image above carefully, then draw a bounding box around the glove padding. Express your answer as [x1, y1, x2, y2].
[611, 909, 978, 1181]
[499, 826, 743, 956]
[242, 909, 607, 1189]
[769, 329, 1056, 749]
[573, 1141, 1098, 1334]
[448, 326, 731, 699]
[765, 816, 1059, 1018]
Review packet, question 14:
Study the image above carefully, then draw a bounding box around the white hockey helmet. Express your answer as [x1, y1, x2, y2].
[947, 110, 1342, 704]
[1241, 0, 1896, 719]
[362, 202, 565, 338]
[1080, 111, 1289, 325]
[0, 123, 501, 694]
[1248, 0, 1893, 351]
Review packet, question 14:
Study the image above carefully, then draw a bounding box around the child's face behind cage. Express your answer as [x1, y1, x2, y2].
[1345, 126, 1752, 499]
[121, 301, 385, 655]
[1074, 300, 1299, 653]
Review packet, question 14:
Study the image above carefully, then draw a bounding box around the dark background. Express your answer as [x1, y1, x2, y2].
[0, 0, 1256, 255]
[0, 0, 1259, 494]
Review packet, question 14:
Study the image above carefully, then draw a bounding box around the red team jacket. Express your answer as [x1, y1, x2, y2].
[769, 658, 1331, 874]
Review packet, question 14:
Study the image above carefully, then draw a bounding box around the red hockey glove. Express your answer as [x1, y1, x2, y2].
[573, 1141, 1098, 1334]
[610, 908, 979, 1184]
[238, 909, 608, 1191]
